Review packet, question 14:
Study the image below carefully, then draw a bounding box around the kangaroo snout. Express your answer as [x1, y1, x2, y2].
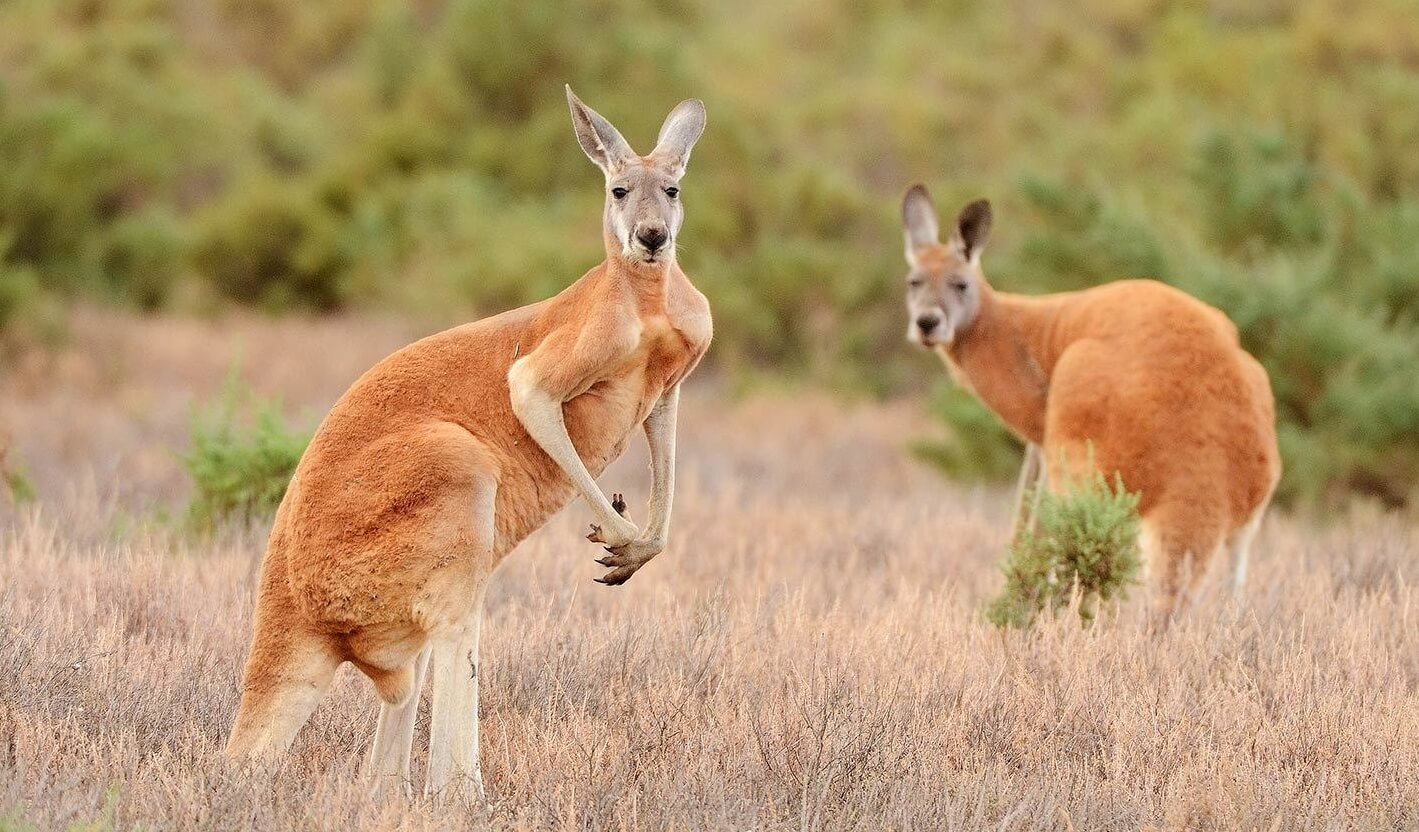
[635, 225, 668, 253]
[911, 311, 949, 346]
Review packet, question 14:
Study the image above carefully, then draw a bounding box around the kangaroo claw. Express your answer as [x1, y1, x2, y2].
[594, 566, 637, 586]
[593, 538, 664, 586]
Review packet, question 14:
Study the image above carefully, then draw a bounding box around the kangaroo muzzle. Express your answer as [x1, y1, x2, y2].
[635, 225, 668, 254]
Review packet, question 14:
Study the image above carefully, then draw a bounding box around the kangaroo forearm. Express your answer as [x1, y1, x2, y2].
[641, 387, 679, 541]
[511, 387, 623, 524]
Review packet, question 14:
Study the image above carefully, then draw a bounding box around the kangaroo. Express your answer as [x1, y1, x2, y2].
[224, 87, 711, 803]
[901, 185, 1280, 619]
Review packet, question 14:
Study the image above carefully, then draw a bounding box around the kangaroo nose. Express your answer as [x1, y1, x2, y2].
[636, 227, 667, 252]
[916, 314, 941, 334]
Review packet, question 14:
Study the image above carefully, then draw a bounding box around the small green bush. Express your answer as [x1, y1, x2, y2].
[183, 377, 311, 528]
[986, 470, 1142, 629]
[910, 384, 1024, 482]
[1, 447, 35, 505]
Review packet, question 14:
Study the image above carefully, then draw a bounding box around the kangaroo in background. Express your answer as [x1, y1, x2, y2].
[901, 185, 1280, 619]
[225, 86, 711, 803]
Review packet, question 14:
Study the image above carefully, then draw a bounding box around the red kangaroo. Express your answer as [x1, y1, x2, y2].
[225, 87, 711, 803]
[901, 185, 1281, 619]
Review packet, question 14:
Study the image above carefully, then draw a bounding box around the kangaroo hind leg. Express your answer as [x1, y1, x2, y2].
[425, 614, 486, 804]
[1226, 492, 1273, 602]
[225, 622, 341, 761]
[411, 462, 498, 804]
[365, 644, 432, 796]
[1140, 502, 1225, 626]
[226, 537, 343, 762]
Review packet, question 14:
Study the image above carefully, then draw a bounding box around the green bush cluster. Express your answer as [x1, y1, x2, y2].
[986, 470, 1143, 629]
[182, 376, 311, 528]
[1, 445, 35, 505]
[2, 0, 1417, 506]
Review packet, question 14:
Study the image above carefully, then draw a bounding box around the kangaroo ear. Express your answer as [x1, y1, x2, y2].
[950, 198, 993, 263]
[902, 184, 940, 265]
[651, 98, 706, 178]
[566, 85, 636, 176]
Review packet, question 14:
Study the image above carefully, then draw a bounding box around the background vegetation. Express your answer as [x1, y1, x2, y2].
[2, 0, 1418, 507]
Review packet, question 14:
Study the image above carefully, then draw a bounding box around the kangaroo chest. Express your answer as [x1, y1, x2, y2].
[565, 293, 711, 473]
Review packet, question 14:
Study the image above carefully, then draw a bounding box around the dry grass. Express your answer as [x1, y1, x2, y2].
[2, 313, 1417, 831]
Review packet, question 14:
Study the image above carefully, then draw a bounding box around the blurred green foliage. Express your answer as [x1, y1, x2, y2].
[183, 375, 311, 528]
[911, 386, 1024, 482]
[1, 446, 36, 505]
[986, 469, 1143, 629]
[2, 0, 1418, 506]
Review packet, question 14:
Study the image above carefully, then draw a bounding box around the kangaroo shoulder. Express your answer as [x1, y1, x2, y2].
[666, 273, 713, 349]
[509, 285, 641, 400]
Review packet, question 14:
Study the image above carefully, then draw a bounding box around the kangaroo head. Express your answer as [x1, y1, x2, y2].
[901, 185, 993, 348]
[566, 85, 706, 268]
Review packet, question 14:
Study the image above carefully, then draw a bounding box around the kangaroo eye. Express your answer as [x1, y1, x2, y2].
[664, 187, 679, 199]
[611, 187, 629, 200]
[908, 277, 924, 288]
[952, 280, 969, 292]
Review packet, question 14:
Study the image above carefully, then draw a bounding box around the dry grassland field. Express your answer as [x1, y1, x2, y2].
[1, 313, 1417, 831]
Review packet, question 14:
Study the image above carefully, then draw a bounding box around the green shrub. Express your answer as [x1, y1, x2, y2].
[910, 385, 1023, 482]
[1, 445, 35, 505]
[183, 377, 311, 528]
[985, 470, 1142, 629]
[1009, 176, 1173, 291]
[194, 178, 349, 310]
[0, 256, 63, 352]
[0, 261, 42, 336]
[1192, 129, 1327, 256]
[100, 208, 188, 310]
[0, 6, 220, 302]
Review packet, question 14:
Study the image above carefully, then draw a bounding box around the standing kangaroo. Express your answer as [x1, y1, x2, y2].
[901, 185, 1280, 618]
[225, 87, 711, 802]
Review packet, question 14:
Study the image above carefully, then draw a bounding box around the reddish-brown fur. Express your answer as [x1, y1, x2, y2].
[904, 192, 1280, 617]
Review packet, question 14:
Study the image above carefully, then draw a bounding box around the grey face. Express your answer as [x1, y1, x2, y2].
[604, 161, 684, 265]
[900, 186, 993, 348]
[904, 248, 982, 348]
[566, 86, 706, 267]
